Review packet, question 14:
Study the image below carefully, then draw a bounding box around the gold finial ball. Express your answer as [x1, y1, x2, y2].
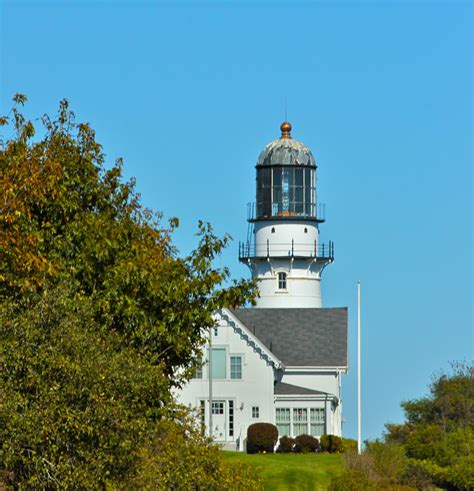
[280, 121, 292, 138]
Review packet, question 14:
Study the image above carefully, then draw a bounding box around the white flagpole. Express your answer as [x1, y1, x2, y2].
[357, 280, 362, 454]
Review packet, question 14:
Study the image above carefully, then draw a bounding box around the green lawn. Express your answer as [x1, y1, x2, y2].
[221, 451, 344, 491]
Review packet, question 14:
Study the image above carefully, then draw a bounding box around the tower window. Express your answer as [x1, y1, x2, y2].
[278, 272, 287, 290]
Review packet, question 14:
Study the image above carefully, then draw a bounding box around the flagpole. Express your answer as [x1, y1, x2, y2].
[357, 280, 362, 454]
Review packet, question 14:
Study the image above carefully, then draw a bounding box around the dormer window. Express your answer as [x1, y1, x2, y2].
[278, 272, 287, 290]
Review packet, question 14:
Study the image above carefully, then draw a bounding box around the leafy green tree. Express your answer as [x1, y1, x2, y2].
[330, 363, 474, 490]
[0, 284, 168, 487]
[0, 94, 256, 379]
[0, 95, 258, 488]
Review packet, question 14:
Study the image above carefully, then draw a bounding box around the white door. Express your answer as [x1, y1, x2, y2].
[211, 400, 226, 441]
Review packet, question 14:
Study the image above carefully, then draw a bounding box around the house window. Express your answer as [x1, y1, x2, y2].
[230, 356, 242, 379]
[200, 400, 205, 434]
[278, 272, 287, 290]
[194, 357, 203, 379]
[212, 401, 224, 415]
[276, 408, 290, 436]
[209, 348, 226, 379]
[229, 400, 234, 437]
[293, 408, 308, 436]
[310, 408, 325, 436]
[252, 406, 260, 419]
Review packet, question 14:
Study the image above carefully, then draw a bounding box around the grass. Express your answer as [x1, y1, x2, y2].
[221, 451, 344, 491]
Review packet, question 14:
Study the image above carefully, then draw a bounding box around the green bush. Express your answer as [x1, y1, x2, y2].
[444, 455, 474, 491]
[320, 434, 343, 453]
[341, 438, 357, 453]
[276, 436, 295, 453]
[123, 418, 262, 490]
[294, 434, 319, 453]
[247, 423, 278, 454]
[366, 441, 407, 484]
[328, 470, 378, 491]
[400, 459, 435, 490]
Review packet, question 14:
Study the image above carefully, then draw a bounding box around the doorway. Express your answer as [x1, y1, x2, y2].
[211, 400, 226, 441]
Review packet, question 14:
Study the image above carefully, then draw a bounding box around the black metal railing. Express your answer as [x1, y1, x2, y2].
[239, 240, 334, 261]
[247, 202, 326, 222]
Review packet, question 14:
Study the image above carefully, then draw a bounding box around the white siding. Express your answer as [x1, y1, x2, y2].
[177, 317, 275, 449]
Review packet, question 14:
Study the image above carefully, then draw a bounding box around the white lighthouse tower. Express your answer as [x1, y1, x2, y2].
[239, 121, 334, 308]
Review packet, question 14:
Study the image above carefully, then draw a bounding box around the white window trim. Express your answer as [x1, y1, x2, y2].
[230, 354, 244, 380]
[275, 270, 289, 293]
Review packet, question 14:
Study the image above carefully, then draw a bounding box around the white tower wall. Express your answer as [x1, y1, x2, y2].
[254, 220, 319, 257]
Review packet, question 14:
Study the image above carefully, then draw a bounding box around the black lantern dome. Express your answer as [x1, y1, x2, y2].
[255, 122, 319, 221]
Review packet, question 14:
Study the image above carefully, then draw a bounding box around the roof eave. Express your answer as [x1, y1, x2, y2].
[220, 308, 284, 369]
[284, 366, 348, 373]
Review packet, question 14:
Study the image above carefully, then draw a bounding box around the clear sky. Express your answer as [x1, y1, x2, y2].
[2, 0, 472, 441]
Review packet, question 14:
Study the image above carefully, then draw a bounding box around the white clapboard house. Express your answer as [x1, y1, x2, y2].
[177, 121, 348, 451]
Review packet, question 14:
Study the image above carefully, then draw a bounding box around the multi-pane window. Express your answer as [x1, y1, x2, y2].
[257, 166, 316, 219]
[211, 401, 224, 415]
[252, 406, 260, 419]
[194, 357, 203, 379]
[276, 408, 291, 436]
[209, 348, 226, 379]
[278, 272, 287, 290]
[310, 408, 325, 436]
[293, 408, 308, 437]
[229, 401, 234, 437]
[230, 356, 242, 379]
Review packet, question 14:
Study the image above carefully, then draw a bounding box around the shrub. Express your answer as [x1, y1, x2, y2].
[400, 459, 435, 489]
[341, 438, 357, 453]
[328, 470, 378, 491]
[294, 434, 319, 453]
[247, 423, 278, 454]
[277, 436, 295, 453]
[320, 434, 343, 453]
[124, 418, 262, 490]
[366, 440, 407, 484]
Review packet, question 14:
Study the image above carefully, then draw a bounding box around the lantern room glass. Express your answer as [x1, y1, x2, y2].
[256, 166, 316, 219]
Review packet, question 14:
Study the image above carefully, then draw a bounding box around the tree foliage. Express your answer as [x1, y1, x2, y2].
[330, 362, 474, 490]
[0, 285, 168, 488]
[124, 416, 262, 490]
[0, 95, 258, 488]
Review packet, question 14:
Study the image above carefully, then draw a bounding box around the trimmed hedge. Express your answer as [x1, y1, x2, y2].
[247, 423, 278, 454]
[320, 435, 343, 453]
[277, 436, 295, 453]
[294, 434, 319, 453]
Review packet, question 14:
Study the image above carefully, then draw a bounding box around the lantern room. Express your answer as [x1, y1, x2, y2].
[255, 122, 321, 221]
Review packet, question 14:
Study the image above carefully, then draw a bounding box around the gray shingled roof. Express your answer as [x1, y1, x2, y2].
[274, 381, 327, 396]
[230, 308, 348, 367]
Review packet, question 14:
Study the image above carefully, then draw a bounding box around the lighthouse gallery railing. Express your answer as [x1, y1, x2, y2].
[239, 240, 334, 261]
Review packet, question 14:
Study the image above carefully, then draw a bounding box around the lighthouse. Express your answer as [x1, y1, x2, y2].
[239, 121, 334, 308]
[179, 120, 348, 447]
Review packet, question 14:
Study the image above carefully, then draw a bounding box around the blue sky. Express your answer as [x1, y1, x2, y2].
[2, 0, 472, 441]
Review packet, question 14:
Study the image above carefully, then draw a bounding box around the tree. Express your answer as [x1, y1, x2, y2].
[0, 95, 259, 488]
[1, 93, 256, 378]
[330, 363, 474, 491]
